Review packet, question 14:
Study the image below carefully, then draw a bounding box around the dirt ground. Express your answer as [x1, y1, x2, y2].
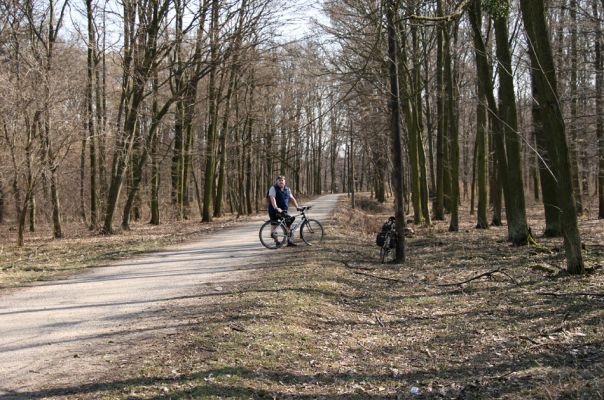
[1, 195, 603, 399]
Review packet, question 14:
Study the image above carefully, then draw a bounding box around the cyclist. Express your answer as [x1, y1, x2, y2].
[268, 175, 300, 246]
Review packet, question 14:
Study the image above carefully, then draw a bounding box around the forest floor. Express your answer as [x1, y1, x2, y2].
[1, 195, 603, 399]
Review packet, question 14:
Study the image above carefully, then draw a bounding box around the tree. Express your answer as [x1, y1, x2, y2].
[493, 3, 529, 245]
[596, 0, 604, 219]
[387, 0, 406, 263]
[520, 0, 585, 274]
[102, 0, 172, 233]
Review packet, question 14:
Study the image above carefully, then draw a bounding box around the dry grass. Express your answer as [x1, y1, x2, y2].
[3, 195, 603, 399]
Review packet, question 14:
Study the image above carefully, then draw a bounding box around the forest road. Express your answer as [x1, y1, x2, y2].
[0, 193, 341, 399]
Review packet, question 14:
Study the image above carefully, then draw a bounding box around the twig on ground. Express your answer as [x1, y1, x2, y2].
[519, 335, 540, 345]
[230, 324, 246, 332]
[435, 267, 512, 287]
[351, 269, 413, 284]
[497, 269, 520, 285]
[539, 292, 604, 298]
[339, 260, 376, 271]
[374, 314, 385, 328]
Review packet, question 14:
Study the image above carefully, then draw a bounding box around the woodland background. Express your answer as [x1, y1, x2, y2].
[0, 0, 602, 270]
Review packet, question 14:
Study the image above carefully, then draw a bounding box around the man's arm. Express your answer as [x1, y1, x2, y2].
[290, 194, 299, 208]
[268, 187, 282, 212]
[270, 196, 281, 212]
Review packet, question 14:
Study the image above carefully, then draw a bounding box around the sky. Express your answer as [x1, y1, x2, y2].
[276, 0, 329, 42]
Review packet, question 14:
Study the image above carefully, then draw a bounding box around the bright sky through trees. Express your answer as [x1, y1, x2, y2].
[276, 0, 327, 42]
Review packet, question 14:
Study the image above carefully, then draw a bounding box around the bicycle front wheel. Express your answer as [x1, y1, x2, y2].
[300, 219, 324, 246]
[259, 221, 287, 249]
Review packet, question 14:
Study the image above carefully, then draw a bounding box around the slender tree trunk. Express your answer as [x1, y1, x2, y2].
[434, 0, 445, 220]
[97, 3, 108, 207]
[87, 0, 97, 229]
[532, 79, 561, 237]
[202, 0, 220, 222]
[596, 0, 604, 219]
[495, 11, 529, 245]
[468, 0, 506, 228]
[80, 130, 88, 225]
[215, 0, 246, 216]
[0, 181, 4, 224]
[445, 23, 459, 232]
[387, 0, 405, 263]
[568, 0, 583, 214]
[476, 93, 488, 229]
[398, 19, 422, 224]
[150, 74, 161, 225]
[0, 181, 5, 224]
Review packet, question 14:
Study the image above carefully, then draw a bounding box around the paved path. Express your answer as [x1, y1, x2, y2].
[0, 194, 340, 398]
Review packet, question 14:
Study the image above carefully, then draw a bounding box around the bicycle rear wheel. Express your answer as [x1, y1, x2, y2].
[380, 233, 396, 263]
[259, 221, 287, 249]
[300, 219, 324, 245]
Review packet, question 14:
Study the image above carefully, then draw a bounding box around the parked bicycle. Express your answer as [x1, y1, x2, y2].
[376, 216, 396, 263]
[259, 206, 324, 249]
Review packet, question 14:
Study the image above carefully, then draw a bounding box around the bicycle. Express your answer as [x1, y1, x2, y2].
[259, 206, 324, 249]
[377, 217, 397, 263]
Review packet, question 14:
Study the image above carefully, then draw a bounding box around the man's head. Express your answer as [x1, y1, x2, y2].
[275, 176, 285, 188]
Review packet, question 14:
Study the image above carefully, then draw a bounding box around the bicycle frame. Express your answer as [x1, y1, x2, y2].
[277, 208, 309, 235]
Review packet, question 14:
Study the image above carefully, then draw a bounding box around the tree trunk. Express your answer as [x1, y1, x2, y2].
[444, 23, 459, 232]
[202, 0, 220, 223]
[86, 0, 97, 229]
[532, 79, 561, 237]
[150, 75, 161, 225]
[0, 180, 4, 224]
[397, 19, 422, 224]
[568, 0, 583, 214]
[520, 0, 584, 274]
[494, 11, 529, 245]
[595, 0, 604, 219]
[215, 0, 246, 217]
[387, 0, 405, 263]
[434, 0, 445, 220]
[102, 0, 170, 233]
[476, 93, 488, 229]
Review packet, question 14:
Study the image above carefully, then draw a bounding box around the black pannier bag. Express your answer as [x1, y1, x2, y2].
[376, 231, 387, 246]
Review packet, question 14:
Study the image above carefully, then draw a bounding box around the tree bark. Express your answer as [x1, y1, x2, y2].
[476, 93, 488, 229]
[494, 11, 529, 245]
[520, 0, 584, 274]
[202, 0, 220, 223]
[596, 0, 604, 219]
[387, 0, 406, 263]
[434, 0, 445, 221]
[445, 22, 459, 232]
[86, 0, 97, 229]
[568, 0, 583, 214]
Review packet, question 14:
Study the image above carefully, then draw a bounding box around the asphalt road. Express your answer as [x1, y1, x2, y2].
[0, 194, 340, 398]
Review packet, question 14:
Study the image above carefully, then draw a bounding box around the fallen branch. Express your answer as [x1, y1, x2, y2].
[435, 267, 512, 287]
[539, 292, 604, 298]
[339, 260, 376, 271]
[351, 269, 411, 284]
[230, 324, 246, 332]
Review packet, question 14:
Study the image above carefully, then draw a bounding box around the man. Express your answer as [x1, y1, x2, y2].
[268, 176, 300, 246]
